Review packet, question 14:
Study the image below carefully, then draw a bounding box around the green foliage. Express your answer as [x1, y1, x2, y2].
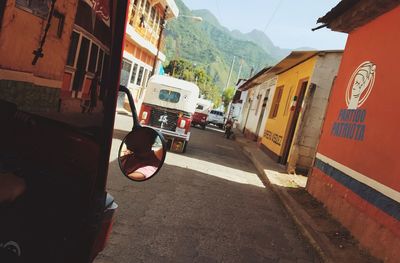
[222, 86, 236, 111]
[164, 59, 222, 107]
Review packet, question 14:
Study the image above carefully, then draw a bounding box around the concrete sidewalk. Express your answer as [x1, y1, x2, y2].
[233, 129, 378, 263]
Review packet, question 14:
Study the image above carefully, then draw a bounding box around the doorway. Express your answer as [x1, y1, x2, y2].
[280, 79, 308, 165]
[255, 89, 270, 138]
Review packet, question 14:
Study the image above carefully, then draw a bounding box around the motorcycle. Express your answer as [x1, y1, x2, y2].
[224, 121, 234, 139]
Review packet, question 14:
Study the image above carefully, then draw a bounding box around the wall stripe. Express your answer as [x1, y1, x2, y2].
[0, 69, 62, 89]
[316, 153, 400, 203]
[314, 155, 400, 221]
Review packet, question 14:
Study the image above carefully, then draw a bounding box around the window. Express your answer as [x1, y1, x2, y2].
[143, 69, 149, 87]
[284, 86, 294, 116]
[130, 63, 138, 84]
[159, 90, 181, 103]
[120, 59, 132, 86]
[97, 49, 104, 77]
[149, 6, 156, 27]
[15, 0, 50, 18]
[66, 31, 80, 66]
[136, 66, 144, 86]
[154, 12, 160, 32]
[145, 1, 150, 21]
[196, 105, 204, 110]
[269, 86, 284, 119]
[88, 43, 99, 73]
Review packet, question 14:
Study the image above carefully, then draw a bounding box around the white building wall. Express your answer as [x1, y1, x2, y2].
[256, 77, 277, 138]
[237, 90, 251, 131]
[241, 77, 277, 138]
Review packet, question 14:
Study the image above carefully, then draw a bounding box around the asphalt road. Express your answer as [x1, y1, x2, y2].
[94, 114, 320, 263]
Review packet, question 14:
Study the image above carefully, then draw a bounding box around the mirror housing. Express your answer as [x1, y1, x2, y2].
[117, 126, 167, 182]
[118, 85, 140, 129]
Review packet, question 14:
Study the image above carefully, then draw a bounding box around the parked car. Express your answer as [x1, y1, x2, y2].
[207, 110, 225, 128]
[192, 98, 213, 129]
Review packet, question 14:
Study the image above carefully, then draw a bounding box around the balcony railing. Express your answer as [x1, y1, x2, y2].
[128, 4, 162, 47]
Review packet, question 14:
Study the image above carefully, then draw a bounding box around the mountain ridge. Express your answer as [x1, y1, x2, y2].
[164, 0, 311, 89]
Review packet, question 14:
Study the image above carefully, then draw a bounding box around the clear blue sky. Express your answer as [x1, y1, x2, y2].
[182, 0, 348, 50]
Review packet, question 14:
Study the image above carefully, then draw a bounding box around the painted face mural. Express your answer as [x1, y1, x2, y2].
[346, 61, 376, 110]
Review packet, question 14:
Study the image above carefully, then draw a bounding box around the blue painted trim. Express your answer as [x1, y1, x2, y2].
[314, 158, 400, 221]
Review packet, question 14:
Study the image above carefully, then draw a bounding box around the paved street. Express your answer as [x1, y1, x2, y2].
[95, 114, 321, 263]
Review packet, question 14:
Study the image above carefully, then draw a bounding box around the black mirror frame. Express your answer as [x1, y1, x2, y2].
[117, 127, 167, 182]
[119, 85, 140, 129]
[118, 85, 168, 181]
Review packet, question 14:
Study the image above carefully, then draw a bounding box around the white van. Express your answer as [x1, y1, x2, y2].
[207, 110, 225, 128]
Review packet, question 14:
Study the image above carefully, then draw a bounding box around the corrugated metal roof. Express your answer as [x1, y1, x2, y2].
[316, 0, 400, 33]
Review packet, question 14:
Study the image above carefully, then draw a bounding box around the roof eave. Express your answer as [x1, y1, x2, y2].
[317, 0, 400, 33]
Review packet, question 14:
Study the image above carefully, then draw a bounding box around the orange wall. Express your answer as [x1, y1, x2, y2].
[0, 0, 77, 81]
[124, 40, 155, 67]
[317, 6, 400, 191]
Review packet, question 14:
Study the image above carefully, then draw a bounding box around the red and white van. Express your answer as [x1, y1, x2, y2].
[139, 75, 199, 153]
[192, 98, 213, 129]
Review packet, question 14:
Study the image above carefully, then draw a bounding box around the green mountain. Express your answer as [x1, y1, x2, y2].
[163, 0, 277, 90]
[230, 29, 291, 60]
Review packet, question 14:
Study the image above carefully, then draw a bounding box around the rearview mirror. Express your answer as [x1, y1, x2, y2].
[118, 127, 166, 181]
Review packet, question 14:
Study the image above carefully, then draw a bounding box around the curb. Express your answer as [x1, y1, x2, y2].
[237, 137, 337, 263]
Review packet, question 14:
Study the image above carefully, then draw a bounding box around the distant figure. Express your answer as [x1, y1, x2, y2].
[139, 14, 145, 27]
[88, 71, 100, 113]
[225, 118, 234, 139]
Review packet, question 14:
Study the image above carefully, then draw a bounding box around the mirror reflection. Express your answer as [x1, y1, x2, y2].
[118, 127, 165, 181]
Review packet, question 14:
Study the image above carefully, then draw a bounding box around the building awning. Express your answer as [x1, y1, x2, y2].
[316, 0, 400, 33]
[238, 50, 342, 92]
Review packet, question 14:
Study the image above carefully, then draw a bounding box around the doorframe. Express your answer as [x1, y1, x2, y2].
[280, 78, 309, 165]
[255, 89, 270, 136]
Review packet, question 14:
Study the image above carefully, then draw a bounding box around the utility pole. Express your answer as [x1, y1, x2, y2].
[225, 55, 236, 91]
[237, 59, 243, 83]
[249, 66, 254, 78]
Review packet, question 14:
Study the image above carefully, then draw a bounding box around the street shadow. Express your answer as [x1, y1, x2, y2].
[96, 158, 322, 263]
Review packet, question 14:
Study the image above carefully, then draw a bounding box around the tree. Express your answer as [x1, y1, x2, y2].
[222, 86, 236, 111]
[164, 58, 223, 107]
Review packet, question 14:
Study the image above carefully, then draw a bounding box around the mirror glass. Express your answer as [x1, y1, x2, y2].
[118, 127, 166, 181]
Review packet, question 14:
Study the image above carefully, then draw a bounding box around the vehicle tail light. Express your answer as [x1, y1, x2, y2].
[140, 104, 151, 125]
[179, 119, 186, 128]
[178, 116, 191, 132]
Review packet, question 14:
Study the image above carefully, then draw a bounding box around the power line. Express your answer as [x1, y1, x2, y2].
[215, 0, 222, 23]
[263, 0, 284, 33]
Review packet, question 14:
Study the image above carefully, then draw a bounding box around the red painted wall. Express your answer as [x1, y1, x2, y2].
[317, 6, 400, 191]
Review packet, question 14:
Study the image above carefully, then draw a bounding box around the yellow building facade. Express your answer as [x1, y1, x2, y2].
[259, 51, 343, 173]
[262, 56, 317, 159]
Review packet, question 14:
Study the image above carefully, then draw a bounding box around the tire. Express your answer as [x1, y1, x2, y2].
[201, 124, 206, 130]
